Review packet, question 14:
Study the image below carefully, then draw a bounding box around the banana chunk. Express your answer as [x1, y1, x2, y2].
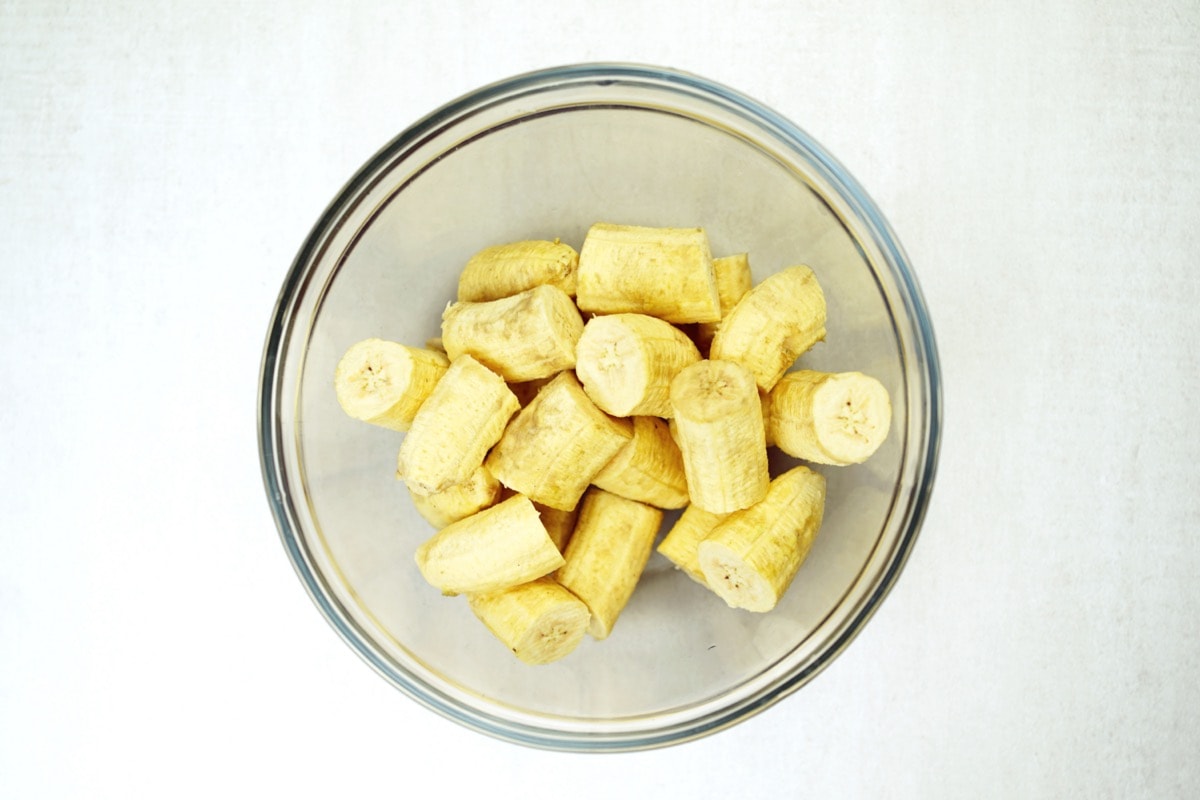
[467, 577, 591, 665]
[396, 355, 519, 495]
[556, 489, 663, 639]
[409, 465, 502, 529]
[656, 503, 728, 585]
[575, 313, 701, 418]
[694, 253, 753, 354]
[669, 359, 770, 514]
[334, 339, 449, 431]
[698, 465, 826, 612]
[767, 370, 892, 465]
[591, 416, 689, 509]
[485, 371, 633, 511]
[576, 223, 720, 323]
[457, 239, 580, 302]
[442, 284, 584, 382]
[709, 265, 827, 392]
[415, 494, 564, 594]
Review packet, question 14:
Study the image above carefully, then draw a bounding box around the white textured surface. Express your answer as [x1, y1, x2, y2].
[3, 1, 1198, 796]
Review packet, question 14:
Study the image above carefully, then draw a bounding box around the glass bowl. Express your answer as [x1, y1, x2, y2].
[259, 63, 941, 751]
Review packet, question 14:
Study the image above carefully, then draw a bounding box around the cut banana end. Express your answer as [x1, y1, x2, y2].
[485, 371, 633, 511]
[694, 253, 753, 355]
[656, 504, 728, 585]
[575, 313, 701, 418]
[556, 488, 663, 640]
[709, 265, 827, 392]
[441, 284, 584, 382]
[415, 494, 564, 595]
[591, 416, 689, 509]
[698, 465, 827, 612]
[457, 239, 580, 302]
[669, 359, 770, 514]
[767, 370, 892, 465]
[467, 577, 591, 665]
[575, 223, 720, 323]
[409, 465, 502, 529]
[334, 339, 449, 431]
[396, 355, 519, 496]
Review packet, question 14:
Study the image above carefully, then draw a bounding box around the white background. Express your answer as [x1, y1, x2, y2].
[3, 1, 1198, 797]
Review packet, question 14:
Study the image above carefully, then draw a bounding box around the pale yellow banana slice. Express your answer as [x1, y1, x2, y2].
[409, 465, 502, 529]
[656, 503, 728, 585]
[441, 284, 584, 382]
[396, 355, 519, 495]
[333, 339, 449, 431]
[694, 253, 753, 354]
[698, 465, 826, 612]
[766, 370, 892, 465]
[466, 576, 591, 665]
[575, 223, 720, 323]
[485, 371, 633, 510]
[533, 502, 579, 553]
[591, 416, 689, 509]
[457, 239, 580, 302]
[709, 265, 827, 391]
[575, 313, 701, 418]
[556, 489, 663, 639]
[669, 359, 770, 514]
[414, 494, 564, 594]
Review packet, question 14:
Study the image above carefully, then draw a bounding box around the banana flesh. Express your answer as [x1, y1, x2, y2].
[698, 465, 826, 612]
[414, 494, 564, 594]
[441, 284, 584, 382]
[694, 253, 753, 354]
[767, 370, 892, 465]
[669, 359, 770, 514]
[409, 465, 502, 529]
[467, 576, 590, 665]
[556, 488, 663, 639]
[591, 416, 689, 509]
[656, 503, 728, 585]
[396, 355, 519, 495]
[457, 239, 580, 302]
[575, 312, 701, 418]
[575, 223, 720, 323]
[485, 371, 633, 511]
[709, 265, 827, 392]
[334, 339, 449, 431]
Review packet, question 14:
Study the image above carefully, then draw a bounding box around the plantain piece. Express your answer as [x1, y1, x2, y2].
[533, 502, 579, 554]
[414, 494, 564, 595]
[409, 465, 502, 529]
[669, 359, 769, 514]
[656, 504, 728, 586]
[574, 313, 701, 418]
[694, 253, 753, 355]
[556, 489, 663, 639]
[441, 284, 584, 382]
[485, 371, 633, 511]
[698, 465, 826, 612]
[591, 416, 689, 509]
[396, 355, 519, 496]
[466, 577, 591, 665]
[334, 339, 449, 431]
[709, 265, 827, 392]
[457, 239, 580, 302]
[766, 370, 892, 465]
[575, 223, 720, 323]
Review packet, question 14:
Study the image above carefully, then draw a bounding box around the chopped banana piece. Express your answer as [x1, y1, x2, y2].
[334, 339, 449, 431]
[766, 370, 892, 465]
[458, 239, 579, 302]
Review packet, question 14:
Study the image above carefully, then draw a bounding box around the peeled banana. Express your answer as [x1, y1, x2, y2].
[575, 223, 720, 323]
[441, 284, 584, 382]
[766, 370, 892, 465]
[698, 465, 826, 612]
[466, 576, 591, 665]
[669, 359, 770, 514]
[709, 265, 827, 392]
[485, 371, 633, 511]
[656, 503, 728, 585]
[591, 415, 689, 509]
[457, 239, 580, 302]
[556, 488, 663, 639]
[575, 313, 701, 418]
[694, 253, 753, 354]
[396, 355, 519, 496]
[409, 465, 502, 529]
[334, 339, 449, 431]
[414, 494, 564, 595]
